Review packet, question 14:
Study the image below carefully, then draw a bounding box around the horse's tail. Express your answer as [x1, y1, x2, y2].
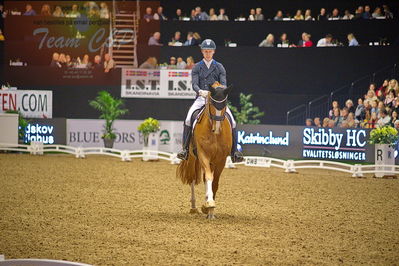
[177, 148, 201, 185]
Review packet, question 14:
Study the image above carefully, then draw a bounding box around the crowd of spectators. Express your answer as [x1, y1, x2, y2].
[148, 31, 202, 47]
[139, 56, 195, 70]
[306, 79, 399, 129]
[50, 52, 115, 73]
[143, 5, 395, 22]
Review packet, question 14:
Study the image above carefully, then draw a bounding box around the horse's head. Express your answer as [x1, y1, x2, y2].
[206, 82, 233, 133]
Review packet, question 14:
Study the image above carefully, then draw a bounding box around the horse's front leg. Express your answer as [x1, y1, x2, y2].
[198, 156, 216, 219]
[189, 181, 200, 214]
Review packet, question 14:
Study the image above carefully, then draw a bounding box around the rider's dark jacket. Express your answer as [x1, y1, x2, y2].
[191, 59, 227, 96]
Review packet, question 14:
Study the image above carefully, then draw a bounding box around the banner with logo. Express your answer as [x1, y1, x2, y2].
[66, 119, 183, 152]
[121, 68, 196, 99]
[0, 90, 53, 118]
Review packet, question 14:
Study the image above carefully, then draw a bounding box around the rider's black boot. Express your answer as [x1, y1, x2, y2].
[231, 128, 244, 163]
[177, 125, 192, 160]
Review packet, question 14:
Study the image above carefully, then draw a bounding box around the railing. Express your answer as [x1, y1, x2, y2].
[1, 143, 398, 178]
[286, 63, 399, 125]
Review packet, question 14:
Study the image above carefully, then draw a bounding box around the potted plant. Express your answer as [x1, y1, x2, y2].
[368, 126, 399, 177]
[89, 91, 128, 148]
[138, 117, 160, 147]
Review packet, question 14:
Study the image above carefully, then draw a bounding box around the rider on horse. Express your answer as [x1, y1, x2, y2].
[177, 39, 244, 163]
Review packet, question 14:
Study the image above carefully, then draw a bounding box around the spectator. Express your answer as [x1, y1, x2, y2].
[259, 34, 274, 47]
[329, 8, 340, 20]
[370, 100, 379, 116]
[293, 9, 304, 20]
[346, 112, 356, 128]
[393, 100, 399, 115]
[143, 7, 153, 22]
[185, 56, 195, 69]
[255, 8, 264, 21]
[314, 117, 321, 127]
[377, 109, 390, 127]
[376, 79, 389, 99]
[305, 118, 313, 126]
[24, 4, 37, 16]
[168, 56, 177, 69]
[317, 8, 327, 21]
[277, 33, 289, 47]
[332, 108, 340, 125]
[153, 6, 167, 21]
[139, 57, 158, 69]
[50, 53, 61, 68]
[372, 7, 383, 18]
[248, 9, 256, 21]
[168, 31, 182, 46]
[209, 8, 217, 21]
[383, 5, 394, 19]
[103, 53, 115, 73]
[190, 9, 196, 20]
[67, 4, 81, 18]
[363, 5, 371, 19]
[40, 4, 51, 16]
[194, 7, 209, 21]
[355, 98, 366, 121]
[304, 9, 312, 20]
[100, 2, 110, 19]
[317, 34, 334, 47]
[297, 32, 307, 46]
[218, 8, 229, 21]
[347, 33, 359, 46]
[79, 54, 91, 68]
[52, 6, 64, 17]
[92, 55, 102, 71]
[377, 101, 386, 118]
[337, 107, 349, 127]
[342, 10, 354, 20]
[193, 32, 202, 44]
[302, 33, 313, 47]
[184, 32, 196, 46]
[384, 90, 397, 109]
[354, 6, 364, 20]
[274, 10, 283, 21]
[322, 117, 329, 127]
[65, 55, 73, 68]
[345, 99, 355, 113]
[329, 101, 339, 118]
[148, 32, 162, 46]
[173, 9, 183, 21]
[365, 89, 378, 103]
[176, 57, 187, 69]
[388, 79, 399, 95]
[390, 110, 399, 128]
[328, 119, 335, 128]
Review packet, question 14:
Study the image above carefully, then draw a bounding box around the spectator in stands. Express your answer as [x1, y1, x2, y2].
[329, 101, 339, 118]
[376, 79, 389, 99]
[345, 99, 355, 113]
[218, 8, 229, 21]
[305, 118, 313, 126]
[314, 117, 321, 127]
[148, 32, 162, 46]
[259, 34, 274, 47]
[274, 10, 283, 21]
[342, 10, 354, 20]
[355, 98, 366, 121]
[176, 57, 187, 69]
[277, 33, 289, 47]
[84, 2, 100, 17]
[377, 109, 390, 127]
[327, 119, 335, 128]
[347, 33, 359, 46]
[193, 32, 202, 44]
[393, 100, 399, 115]
[154, 6, 167, 21]
[78, 54, 91, 68]
[363, 6, 371, 19]
[93, 55, 102, 71]
[347, 112, 356, 128]
[53, 6, 64, 17]
[255, 8, 264, 21]
[302, 33, 313, 47]
[184, 32, 196, 46]
[139, 57, 157, 69]
[194, 7, 209, 21]
[168, 56, 177, 69]
[190, 9, 196, 20]
[169, 31, 182, 46]
[354, 6, 364, 20]
[40, 4, 51, 16]
[293, 10, 304, 20]
[100, 2, 109, 19]
[173, 9, 183, 21]
[383, 5, 394, 19]
[332, 108, 340, 125]
[304, 9, 313, 20]
[390, 110, 399, 128]
[24, 4, 37, 16]
[367, 112, 378, 128]
[372, 7, 383, 19]
[317, 8, 327, 21]
[67, 4, 81, 18]
[185, 56, 195, 69]
[370, 100, 379, 116]
[384, 90, 397, 109]
[143, 7, 153, 22]
[209, 8, 217, 21]
[297, 32, 307, 46]
[365, 89, 378, 103]
[388, 79, 399, 95]
[248, 9, 256, 21]
[322, 117, 329, 127]
[104, 53, 115, 73]
[337, 107, 349, 127]
[329, 8, 340, 20]
[50, 53, 61, 68]
[317, 34, 334, 47]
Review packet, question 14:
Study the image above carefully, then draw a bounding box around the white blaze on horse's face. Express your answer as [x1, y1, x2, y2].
[214, 110, 222, 134]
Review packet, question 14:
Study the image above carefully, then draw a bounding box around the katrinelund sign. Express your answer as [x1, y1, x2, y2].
[0, 90, 53, 118]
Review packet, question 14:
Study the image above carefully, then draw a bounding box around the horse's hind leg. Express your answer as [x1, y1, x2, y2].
[189, 181, 199, 214]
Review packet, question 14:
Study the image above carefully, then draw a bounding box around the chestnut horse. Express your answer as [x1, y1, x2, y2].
[177, 82, 233, 219]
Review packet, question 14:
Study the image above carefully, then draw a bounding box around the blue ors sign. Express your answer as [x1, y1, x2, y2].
[302, 128, 367, 161]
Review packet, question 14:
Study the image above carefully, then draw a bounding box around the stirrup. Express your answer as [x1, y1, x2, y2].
[177, 149, 189, 160]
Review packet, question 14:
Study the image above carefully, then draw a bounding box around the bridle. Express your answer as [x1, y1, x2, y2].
[208, 94, 228, 122]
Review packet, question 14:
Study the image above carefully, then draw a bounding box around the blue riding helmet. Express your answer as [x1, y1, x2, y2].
[200, 39, 216, 50]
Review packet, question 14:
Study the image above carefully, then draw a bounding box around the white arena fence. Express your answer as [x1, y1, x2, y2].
[0, 143, 398, 178]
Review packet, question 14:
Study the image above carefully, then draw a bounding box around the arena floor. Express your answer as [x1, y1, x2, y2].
[0, 154, 398, 265]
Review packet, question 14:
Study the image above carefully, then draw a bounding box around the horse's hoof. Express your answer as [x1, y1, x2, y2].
[189, 208, 200, 214]
[205, 200, 216, 208]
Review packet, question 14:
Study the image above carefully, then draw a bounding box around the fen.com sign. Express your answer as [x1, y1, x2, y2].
[0, 90, 53, 118]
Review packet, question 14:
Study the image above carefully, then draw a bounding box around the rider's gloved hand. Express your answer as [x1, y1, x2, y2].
[198, 90, 209, 98]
